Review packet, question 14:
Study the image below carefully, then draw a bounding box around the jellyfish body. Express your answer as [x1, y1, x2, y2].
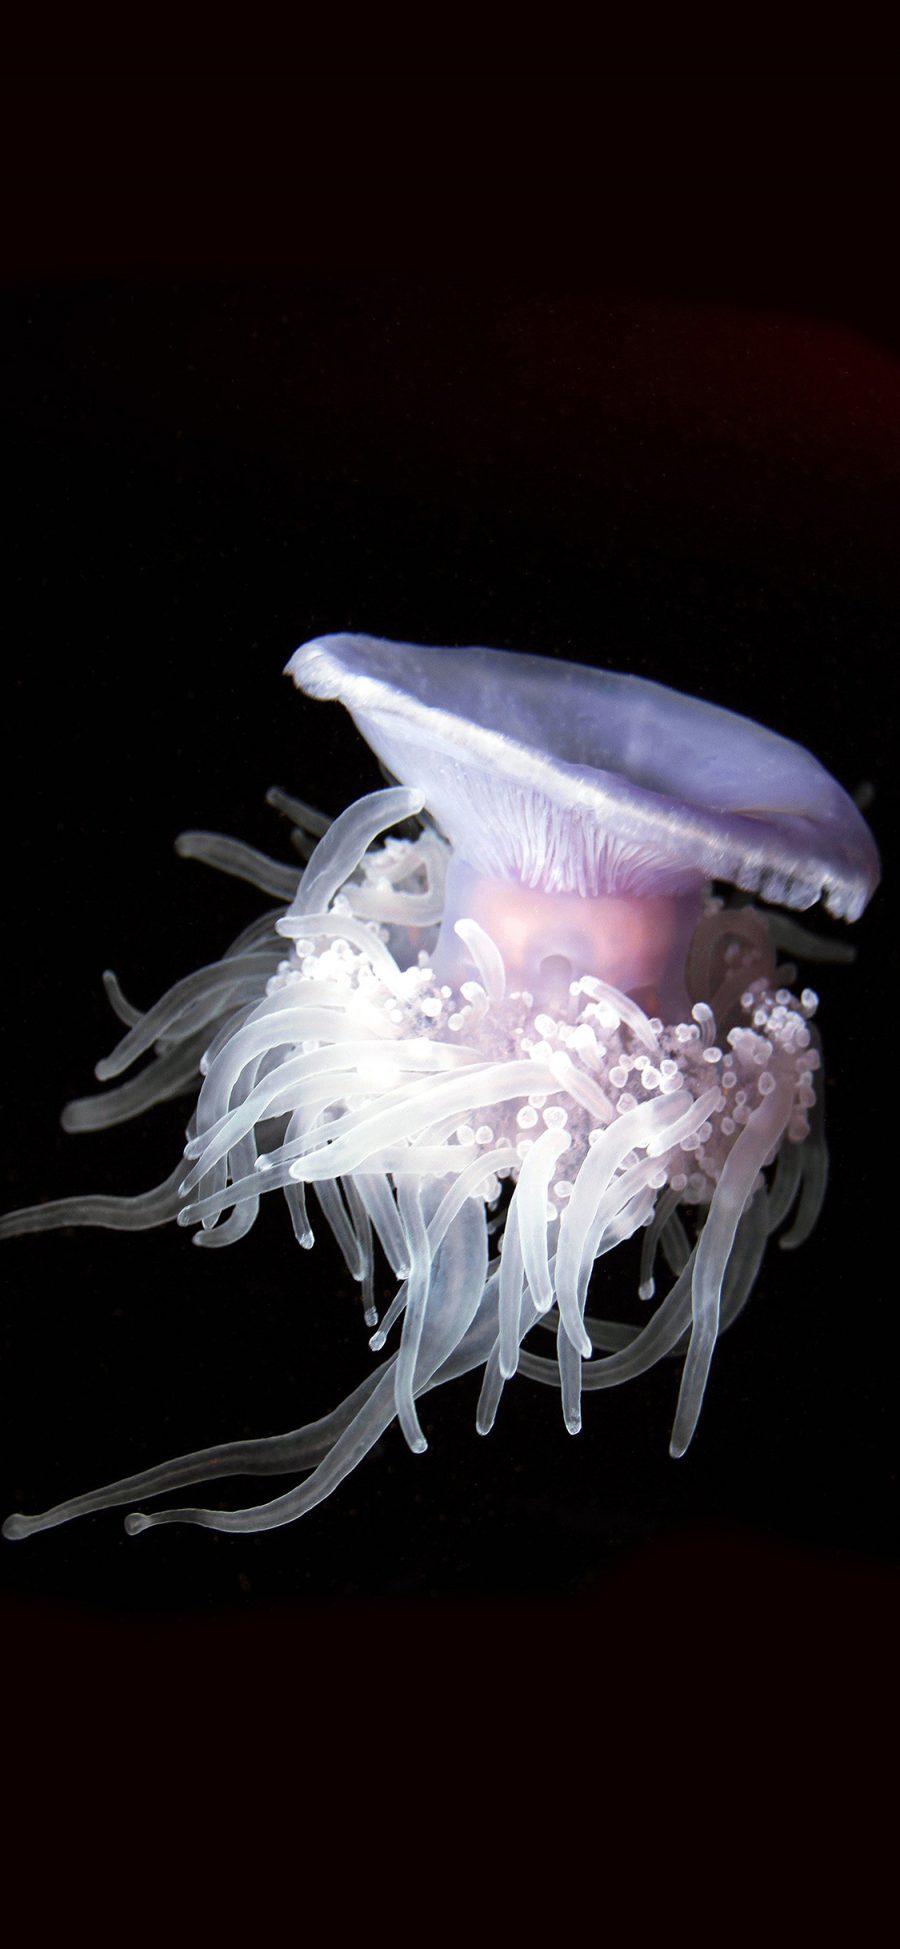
[1, 636, 880, 1539]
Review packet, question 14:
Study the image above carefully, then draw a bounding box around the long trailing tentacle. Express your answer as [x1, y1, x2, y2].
[4, 1188, 489, 1540]
[0, 1165, 186, 1240]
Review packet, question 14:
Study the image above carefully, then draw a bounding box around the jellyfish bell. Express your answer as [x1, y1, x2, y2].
[288, 633, 879, 1017]
[0, 635, 880, 1541]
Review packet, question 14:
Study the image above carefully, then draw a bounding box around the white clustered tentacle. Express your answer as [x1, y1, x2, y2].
[169, 836, 821, 1432]
[1, 790, 829, 1541]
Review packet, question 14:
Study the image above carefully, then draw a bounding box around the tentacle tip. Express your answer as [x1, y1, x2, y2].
[564, 1413, 582, 1436]
[668, 1433, 690, 1460]
[94, 1058, 115, 1083]
[369, 1330, 386, 1352]
[475, 1416, 494, 1438]
[124, 1511, 153, 1536]
[778, 1229, 806, 1253]
[2, 1512, 30, 1541]
[498, 1353, 519, 1380]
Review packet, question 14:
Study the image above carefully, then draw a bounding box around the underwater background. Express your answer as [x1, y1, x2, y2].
[2, 270, 895, 1686]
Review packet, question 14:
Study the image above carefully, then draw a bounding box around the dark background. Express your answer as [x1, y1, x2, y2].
[1, 167, 897, 1789]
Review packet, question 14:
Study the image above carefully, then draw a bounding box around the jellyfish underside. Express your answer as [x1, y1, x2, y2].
[2, 778, 833, 1541]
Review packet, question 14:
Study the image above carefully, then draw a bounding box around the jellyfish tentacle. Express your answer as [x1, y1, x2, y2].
[515, 1128, 571, 1315]
[717, 1185, 769, 1334]
[6, 1195, 490, 1540]
[394, 1178, 431, 1453]
[638, 1185, 683, 1300]
[175, 831, 301, 899]
[0, 1165, 186, 1241]
[126, 1187, 488, 1534]
[765, 1142, 804, 1236]
[61, 1036, 211, 1133]
[780, 1063, 828, 1250]
[557, 1314, 584, 1433]
[670, 1077, 794, 1458]
[519, 1249, 696, 1394]
[290, 785, 424, 920]
[555, 1089, 692, 1359]
[95, 954, 283, 1082]
[2, 1364, 391, 1540]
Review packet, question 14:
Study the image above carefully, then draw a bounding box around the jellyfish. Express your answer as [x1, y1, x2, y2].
[1, 635, 880, 1539]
